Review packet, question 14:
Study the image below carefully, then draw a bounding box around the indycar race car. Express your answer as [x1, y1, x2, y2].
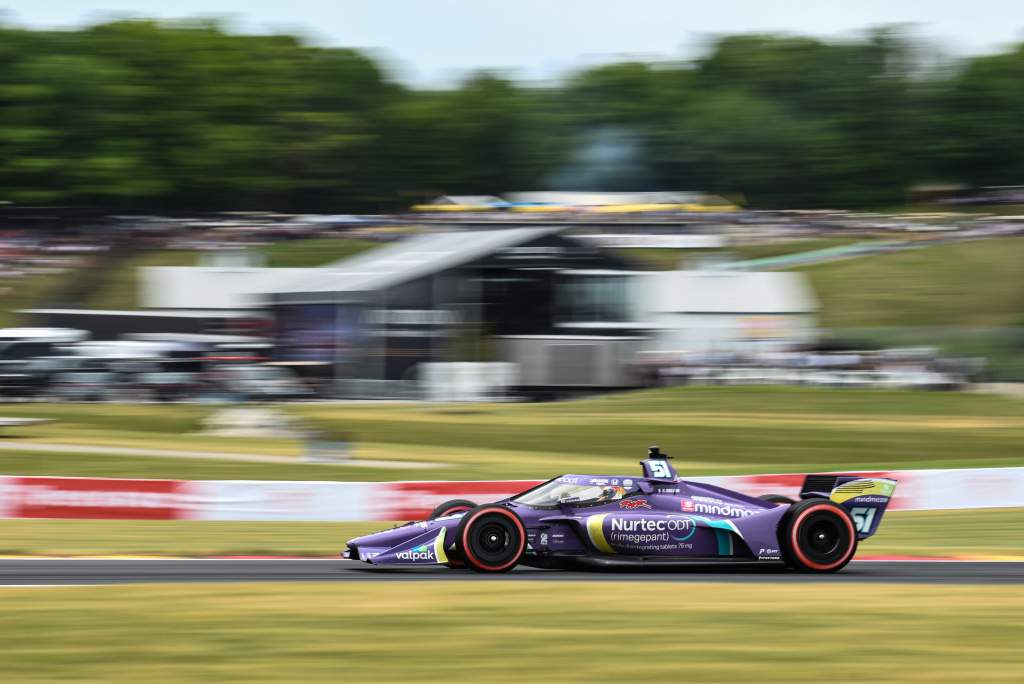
[344, 447, 897, 573]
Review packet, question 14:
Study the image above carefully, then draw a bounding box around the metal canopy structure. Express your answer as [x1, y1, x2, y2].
[269, 226, 561, 298]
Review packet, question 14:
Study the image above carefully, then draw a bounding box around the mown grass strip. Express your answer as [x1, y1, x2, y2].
[0, 582, 1021, 682]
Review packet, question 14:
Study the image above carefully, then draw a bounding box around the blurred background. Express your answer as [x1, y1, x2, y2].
[0, 12, 1023, 399]
[0, 4, 1023, 682]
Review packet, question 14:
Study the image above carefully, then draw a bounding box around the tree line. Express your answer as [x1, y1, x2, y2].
[0, 20, 1022, 212]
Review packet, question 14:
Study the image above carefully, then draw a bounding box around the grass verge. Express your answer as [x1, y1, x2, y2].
[798, 236, 1024, 328]
[0, 386, 1022, 480]
[1, 582, 1022, 683]
[617, 238, 863, 270]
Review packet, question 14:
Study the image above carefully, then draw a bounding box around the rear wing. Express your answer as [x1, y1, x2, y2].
[800, 475, 897, 539]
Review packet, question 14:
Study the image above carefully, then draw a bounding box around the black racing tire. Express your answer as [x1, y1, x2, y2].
[780, 499, 857, 572]
[758, 494, 796, 505]
[454, 505, 526, 573]
[428, 499, 478, 568]
[427, 499, 477, 520]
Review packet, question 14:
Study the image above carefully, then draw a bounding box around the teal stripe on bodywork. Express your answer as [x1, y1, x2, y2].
[713, 529, 734, 556]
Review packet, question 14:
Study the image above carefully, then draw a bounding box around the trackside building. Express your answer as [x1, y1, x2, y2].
[265, 227, 632, 392]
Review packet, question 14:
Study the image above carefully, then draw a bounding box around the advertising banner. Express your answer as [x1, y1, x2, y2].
[1, 468, 1022, 521]
[0, 476, 192, 520]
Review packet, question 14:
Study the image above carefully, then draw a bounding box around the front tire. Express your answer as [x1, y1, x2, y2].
[428, 499, 478, 568]
[455, 505, 526, 573]
[781, 499, 857, 572]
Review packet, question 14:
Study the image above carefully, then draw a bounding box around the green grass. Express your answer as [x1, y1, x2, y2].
[1, 386, 1023, 481]
[0, 267, 76, 327]
[1, 582, 1022, 682]
[82, 238, 380, 310]
[261, 237, 379, 267]
[289, 386, 1024, 475]
[0, 508, 1019, 558]
[5, 237, 383, 315]
[727, 238, 866, 261]
[83, 249, 196, 310]
[799, 237, 1024, 328]
[618, 238, 862, 270]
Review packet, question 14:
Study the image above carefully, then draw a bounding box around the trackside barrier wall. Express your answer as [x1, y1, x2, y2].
[0, 467, 1023, 521]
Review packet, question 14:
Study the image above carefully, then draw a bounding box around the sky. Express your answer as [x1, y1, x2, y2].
[3, 0, 1023, 86]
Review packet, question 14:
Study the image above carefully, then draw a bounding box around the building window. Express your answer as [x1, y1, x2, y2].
[557, 274, 631, 323]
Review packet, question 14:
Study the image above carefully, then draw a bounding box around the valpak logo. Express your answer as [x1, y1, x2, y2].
[681, 498, 757, 518]
[396, 544, 434, 562]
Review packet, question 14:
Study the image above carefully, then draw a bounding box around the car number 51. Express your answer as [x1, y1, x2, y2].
[850, 506, 877, 533]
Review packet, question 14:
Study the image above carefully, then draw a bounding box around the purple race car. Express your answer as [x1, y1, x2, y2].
[344, 447, 897, 573]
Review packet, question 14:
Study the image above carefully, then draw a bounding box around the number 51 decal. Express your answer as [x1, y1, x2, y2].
[649, 461, 672, 478]
[850, 507, 877, 534]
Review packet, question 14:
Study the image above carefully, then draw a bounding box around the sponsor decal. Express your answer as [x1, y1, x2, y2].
[692, 495, 723, 504]
[590, 478, 608, 485]
[757, 547, 781, 560]
[540, 532, 549, 546]
[592, 514, 700, 552]
[680, 498, 757, 518]
[396, 544, 435, 562]
[619, 499, 652, 510]
[559, 477, 581, 485]
[852, 496, 889, 503]
[830, 478, 897, 504]
[609, 516, 697, 543]
[656, 487, 679, 494]
[623, 479, 633, 487]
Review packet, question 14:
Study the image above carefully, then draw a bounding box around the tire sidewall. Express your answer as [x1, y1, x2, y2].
[781, 499, 857, 572]
[455, 505, 526, 573]
[428, 499, 478, 568]
[427, 498, 478, 520]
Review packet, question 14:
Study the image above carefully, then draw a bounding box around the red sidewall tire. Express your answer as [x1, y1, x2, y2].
[785, 501, 857, 572]
[456, 506, 526, 573]
[426, 499, 477, 567]
[427, 499, 477, 520]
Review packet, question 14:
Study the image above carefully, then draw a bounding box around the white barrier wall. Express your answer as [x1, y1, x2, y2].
[2, 468, 1023, 521]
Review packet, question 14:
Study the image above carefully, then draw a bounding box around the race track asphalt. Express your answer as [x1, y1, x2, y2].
[1, 559, 1023, 585]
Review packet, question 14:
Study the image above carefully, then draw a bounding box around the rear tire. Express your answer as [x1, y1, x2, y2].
[455, 505, 526, 573]
[781, 499, 857, 572]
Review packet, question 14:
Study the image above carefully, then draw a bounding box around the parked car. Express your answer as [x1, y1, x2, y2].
[216, 364, 313, 402]
[49, 371, 119, 402]
[135, 371, 202, 402]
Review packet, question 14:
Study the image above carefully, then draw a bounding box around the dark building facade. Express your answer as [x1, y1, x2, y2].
[269, 227, 629, 384]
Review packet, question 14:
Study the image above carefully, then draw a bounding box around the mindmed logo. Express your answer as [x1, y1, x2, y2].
[681, 498, 757, 518]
